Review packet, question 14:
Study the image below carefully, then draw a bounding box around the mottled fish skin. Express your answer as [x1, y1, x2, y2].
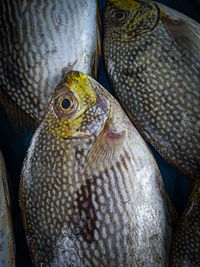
[103, 0, 200, 180]
[20, 71, 175, 266]
[170, 180, 200, 266]
[0, 0, 100, 131]
[0, 151, 15, 267]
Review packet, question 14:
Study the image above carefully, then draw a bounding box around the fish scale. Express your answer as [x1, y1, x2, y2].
[103, 0, 200, 180]
[20, 71, 175, 266]
[0, 0, 100, 131]
[170, 179, 200, 265]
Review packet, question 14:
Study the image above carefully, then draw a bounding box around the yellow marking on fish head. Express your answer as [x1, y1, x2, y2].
[45, 71, 110, 139]
[109, 0, 141, 15]
[105, 0, 159, 38]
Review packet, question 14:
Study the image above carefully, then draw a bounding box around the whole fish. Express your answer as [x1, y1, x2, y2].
[170, 180, 200, 266]
[0, 151, 15, 267]
[0, 0, 100, 133]
[103, 0, 200, 180]
[19, 71, 175, 266]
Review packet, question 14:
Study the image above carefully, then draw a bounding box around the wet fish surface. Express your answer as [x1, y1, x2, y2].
[103, 0, 200, 180]
[0, 151, 15, 267]
[20, 71, 175, 266]
[0, 0, 100, 132]
[170, 180, 200, 266]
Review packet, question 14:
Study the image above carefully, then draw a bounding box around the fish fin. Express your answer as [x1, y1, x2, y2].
[91, 1, 101, 78]
[159, 4, 200, 66]
[0, 87, 37, 136]
[84, 123, 126, 173]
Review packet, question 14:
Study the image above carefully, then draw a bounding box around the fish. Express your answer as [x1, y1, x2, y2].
[19, 71, 175, 266]
[0, 0, 100, 133]
[103, 0, 200, 180]
[0, 151, 15, 267]
[170, 180, 200, 266]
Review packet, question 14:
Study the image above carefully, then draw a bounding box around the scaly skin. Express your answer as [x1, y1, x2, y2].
[103, 0, 200, 180]
[170, 180, 200, 266]
[20, 71, 175, 266]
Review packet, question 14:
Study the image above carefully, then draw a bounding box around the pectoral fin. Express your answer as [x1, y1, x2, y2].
[85, 123, 126, 172]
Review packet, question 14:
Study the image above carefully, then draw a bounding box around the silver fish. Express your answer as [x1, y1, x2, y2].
[0, 0, 100, 132]
[103, 0, 200, 180]
[20, 71, 175, 266]
[0, 151, 15, 267]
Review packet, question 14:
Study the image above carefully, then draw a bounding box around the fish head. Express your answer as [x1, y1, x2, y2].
[104, 0, 159, 39]
[44, 71, 111, 140]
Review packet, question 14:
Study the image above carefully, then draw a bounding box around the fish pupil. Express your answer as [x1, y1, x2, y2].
[61, 98, 71, 110]
[115, 12, 124, 19]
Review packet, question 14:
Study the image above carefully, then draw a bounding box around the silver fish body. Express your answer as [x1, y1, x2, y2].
[0, 151, 15, 267]
[20, 71, 175, 266]
[103, 0, 200, 180]
[0, 0, 100, 130]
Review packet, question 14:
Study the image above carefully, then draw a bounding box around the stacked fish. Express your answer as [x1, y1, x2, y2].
[0, 0, 199, 266]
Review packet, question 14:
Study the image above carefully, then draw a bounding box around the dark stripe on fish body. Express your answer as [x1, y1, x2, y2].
[114, 157, 139, 266]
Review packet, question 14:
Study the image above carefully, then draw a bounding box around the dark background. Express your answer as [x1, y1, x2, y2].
[0, 0, 199, 266]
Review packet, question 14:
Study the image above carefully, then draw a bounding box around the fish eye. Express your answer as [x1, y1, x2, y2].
[54, 88, 78, 118]
[61, 98, 71, 110]
[113, 10, 126, 21]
